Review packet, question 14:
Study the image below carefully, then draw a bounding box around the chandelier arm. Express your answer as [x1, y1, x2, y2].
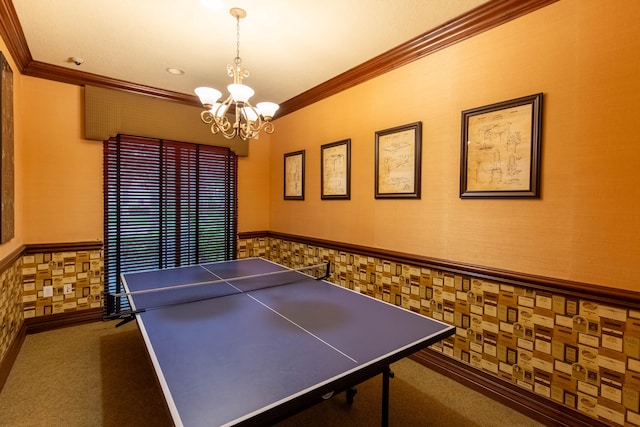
[220, 129, 238, 140]
[216, 116, 234, 135]
[200, 110, 214, 124]
[213, 96, 232, 118]
[233, 102, 242, 130]
[240, 104, 264, 140]
[262, 121, 275, 134]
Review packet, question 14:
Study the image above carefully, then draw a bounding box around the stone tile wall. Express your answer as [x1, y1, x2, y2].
[238, 236, 640, 427]
[0, 257, 22, 364]
[21, 250, 104, 318]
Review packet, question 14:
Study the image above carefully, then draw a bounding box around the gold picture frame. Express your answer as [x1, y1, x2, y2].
[284, 150, 305, 200]
[375, 122, 422, 199]
[321, 139, 350, 200]
[460, 93, 543, 198]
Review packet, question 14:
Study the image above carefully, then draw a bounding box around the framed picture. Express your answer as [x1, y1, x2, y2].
[284, 150, 305, 200]
[375, 121, 422, 199]
[460, 93, 543, 198]
[0, 52, 14, 243]
[321, 139, 350, 200]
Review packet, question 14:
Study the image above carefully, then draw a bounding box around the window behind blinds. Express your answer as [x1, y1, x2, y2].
[103, 135, 238, 315]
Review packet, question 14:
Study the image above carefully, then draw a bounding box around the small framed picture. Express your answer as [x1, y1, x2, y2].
[460, 93, 543, 198]
[375, 122, 422, 199]
[284, 150, 305, 200]
[321, 139, 350, 200]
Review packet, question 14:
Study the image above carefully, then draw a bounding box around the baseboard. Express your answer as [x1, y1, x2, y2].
[24, 307, 104, 334]
[410, 348, 608, 427]
[0, 322, 26, 392]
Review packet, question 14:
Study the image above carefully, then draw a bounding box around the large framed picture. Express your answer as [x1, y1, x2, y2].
[284, 150, 305, 200]
[321, 139, 350, 200]
[374, 122, 422, 199]
[460, 93, 543, 198]
[0, 51, 14, 243]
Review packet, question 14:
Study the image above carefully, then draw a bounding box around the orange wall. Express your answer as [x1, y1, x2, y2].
[266, 0, 640, 291]
[237, 135, 271, 232]
[21, 78, 103, 243]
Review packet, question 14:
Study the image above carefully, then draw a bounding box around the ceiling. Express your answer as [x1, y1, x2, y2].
[11, 0, 489, 112]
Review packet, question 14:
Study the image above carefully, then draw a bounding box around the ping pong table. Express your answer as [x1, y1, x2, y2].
[117, 257, 455, 426]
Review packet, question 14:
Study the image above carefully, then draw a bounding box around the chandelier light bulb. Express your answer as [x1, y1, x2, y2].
[228, 84, 254, 103]
[211, 102, 229, 118]
[256, 102, 279, 120]
[194, 87, 222, 107]
[242, 106, 259, 122]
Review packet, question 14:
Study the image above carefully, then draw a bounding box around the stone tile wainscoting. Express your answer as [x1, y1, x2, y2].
[238, 232, 640, 427]
[0, 251, 22, 375]
[21, 249, 103, 318]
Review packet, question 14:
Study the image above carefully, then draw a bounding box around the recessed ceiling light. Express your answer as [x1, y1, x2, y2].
[166, 68, 185, 75]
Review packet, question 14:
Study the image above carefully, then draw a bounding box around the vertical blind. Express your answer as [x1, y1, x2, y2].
[103, 135, 238, 315]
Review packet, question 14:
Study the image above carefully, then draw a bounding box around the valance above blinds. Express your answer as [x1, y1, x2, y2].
[85, 86, 249, 156]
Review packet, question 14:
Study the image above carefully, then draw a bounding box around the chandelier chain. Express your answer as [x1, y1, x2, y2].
[235, 14, 241, 66]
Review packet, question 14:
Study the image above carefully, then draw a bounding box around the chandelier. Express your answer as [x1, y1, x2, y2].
[195, 7, 279, 141]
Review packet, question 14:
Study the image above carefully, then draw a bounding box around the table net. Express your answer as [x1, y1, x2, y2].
[106, 261, 330, 322]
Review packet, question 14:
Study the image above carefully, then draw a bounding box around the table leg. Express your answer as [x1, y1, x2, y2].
[346, 387, 357, 404]
[381, 365, 394, 427]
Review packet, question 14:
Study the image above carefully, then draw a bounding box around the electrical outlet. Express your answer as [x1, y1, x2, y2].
[64, 284, 74, 295]
[43, 286, 53, 298]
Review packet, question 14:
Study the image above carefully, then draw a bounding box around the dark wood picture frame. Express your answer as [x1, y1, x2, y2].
[460, 93, 543, 198]
[321, 139, 351, 200]
[284, 150, 305, 200]
[375, 122, 422, 199]
[0, 51, 14, 243]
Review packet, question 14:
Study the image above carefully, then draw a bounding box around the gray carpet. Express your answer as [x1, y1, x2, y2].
[0, 321, 545, 426]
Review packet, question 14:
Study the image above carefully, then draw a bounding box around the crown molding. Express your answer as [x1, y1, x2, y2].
[277, 0, 558, 117]
[0, 0, 30, 72]
[0, 0, 558, 116]
[24, 61, 196, 105]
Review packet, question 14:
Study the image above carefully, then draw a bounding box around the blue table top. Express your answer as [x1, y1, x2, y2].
[121, 258, 454, 427]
